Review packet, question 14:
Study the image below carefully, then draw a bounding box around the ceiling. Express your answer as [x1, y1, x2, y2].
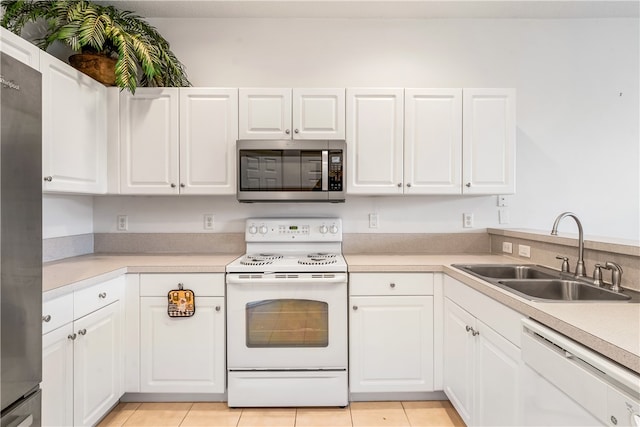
[98, 0, 640, 19]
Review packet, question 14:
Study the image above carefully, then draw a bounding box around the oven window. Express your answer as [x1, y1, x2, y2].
[239, 150, 323, 191]
[246, 299, 328, 347]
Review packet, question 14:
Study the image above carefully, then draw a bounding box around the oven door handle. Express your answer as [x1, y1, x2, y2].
[321, 150, 329, 191]
[226, 274, 347, 284]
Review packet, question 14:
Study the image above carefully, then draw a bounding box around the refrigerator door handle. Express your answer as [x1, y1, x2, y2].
[7, 414, 33, 427]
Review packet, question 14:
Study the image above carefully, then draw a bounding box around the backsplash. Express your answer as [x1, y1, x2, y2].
[488, 229, 640, 292]
[43, 233, 94, 262]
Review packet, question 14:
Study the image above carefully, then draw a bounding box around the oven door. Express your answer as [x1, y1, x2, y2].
[226, 273, 347, 370]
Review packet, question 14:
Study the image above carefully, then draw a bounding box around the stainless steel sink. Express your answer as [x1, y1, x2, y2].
[455, 264, 556, 280]
[452, 264, 637, 303]
[496, 279, 632, 302]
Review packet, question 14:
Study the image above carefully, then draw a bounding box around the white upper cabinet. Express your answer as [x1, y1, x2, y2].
[346, 88, 404, 194]
[118, 88, 238, 195]
[179, 88, 238, 194]
[41, 51, 107, 194]
[462, 88, 516, 194]
[119, 88, 180, 194]
[404, 89, 462, 194]
[239, 88, 345, 140]
[0, 27, 40, 69]
[292, 88, 345, 139]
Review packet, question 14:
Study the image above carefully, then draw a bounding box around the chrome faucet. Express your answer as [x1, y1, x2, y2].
[551, 212, 586, 277]
[603, 261, 623, 292]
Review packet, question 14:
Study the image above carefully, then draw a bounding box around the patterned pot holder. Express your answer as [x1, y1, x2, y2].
[167, 283, 195, 317]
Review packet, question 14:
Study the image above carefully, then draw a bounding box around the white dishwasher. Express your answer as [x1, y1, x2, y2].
[522, 318, 640, 426]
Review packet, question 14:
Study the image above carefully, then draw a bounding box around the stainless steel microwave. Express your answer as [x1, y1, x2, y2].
[237, 139, 346, 203]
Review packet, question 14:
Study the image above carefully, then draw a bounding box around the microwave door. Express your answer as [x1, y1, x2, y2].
[300, 151, 323, 191]
[240, 150, 284, 190]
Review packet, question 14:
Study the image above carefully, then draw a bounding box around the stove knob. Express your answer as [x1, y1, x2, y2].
[330, 224, 339, 234]
[259, 225, 268, 234]
[248, 225, 258, 234]
[319, 225, 328, 234]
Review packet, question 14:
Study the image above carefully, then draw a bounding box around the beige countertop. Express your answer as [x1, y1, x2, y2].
[346, 254, 640, 374]
[44, 252, 640, 374]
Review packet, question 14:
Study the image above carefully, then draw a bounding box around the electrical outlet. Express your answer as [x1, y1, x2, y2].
[463, 213, 474, 228]
[502, 242, 513, 254]
[368, 213, 379, 229]
[518, 244, 531, 258]
[204, 214, 214, 230]
[117, 215, 128, 231]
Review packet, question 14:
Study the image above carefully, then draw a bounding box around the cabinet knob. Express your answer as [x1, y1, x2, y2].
[42, 315, 52, 323]
[472, 329, 480, 336]
[285, 129, 291, 135]
[170, 183, 176, 188]
[389, 283, 396, 288]
[68, 333, 77, 341]
[44, 176, 53, 182]
[397, 183, 402, 187]
[406, 183, 412, 188]
[215, 306, 221, 312]
[98, 292, 107, 299]
[78, 328, 87, 336]
[352, 305, 358, 311]
[180, 183, 185, 188]
[294, 129, 299, 134]
[466, 182, 471, 187]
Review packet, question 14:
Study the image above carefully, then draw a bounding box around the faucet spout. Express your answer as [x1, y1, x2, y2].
[551, 212, 586, 277]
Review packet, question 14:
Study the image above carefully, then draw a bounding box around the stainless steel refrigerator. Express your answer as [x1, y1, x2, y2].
[0, 52, 43, 427]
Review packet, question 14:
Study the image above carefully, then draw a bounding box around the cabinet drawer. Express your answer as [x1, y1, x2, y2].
[42, 293, 73, 335]
[140, 273, 225, 297]
[350, 273, 433, 296]
[74, 276, 124, 319]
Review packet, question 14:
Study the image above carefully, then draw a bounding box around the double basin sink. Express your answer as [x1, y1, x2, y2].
[452, 264, 635, 302]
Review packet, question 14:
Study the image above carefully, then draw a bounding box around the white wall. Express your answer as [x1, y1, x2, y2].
[89, 17, 639, 240]
[43, 194, 93, 239]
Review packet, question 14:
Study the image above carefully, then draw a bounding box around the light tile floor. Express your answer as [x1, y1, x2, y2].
[97, 401, 465, 427]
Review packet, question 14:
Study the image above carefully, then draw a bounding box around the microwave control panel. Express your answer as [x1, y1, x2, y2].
[328, 151, 343, 191]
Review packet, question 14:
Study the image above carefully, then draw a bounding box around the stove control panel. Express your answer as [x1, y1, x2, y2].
[245, 218, 342, 242]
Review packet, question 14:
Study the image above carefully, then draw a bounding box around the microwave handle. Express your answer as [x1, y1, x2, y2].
[322, 150, 329, 191]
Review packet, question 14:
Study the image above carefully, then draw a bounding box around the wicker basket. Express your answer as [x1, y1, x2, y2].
[69, 53, 117, 86]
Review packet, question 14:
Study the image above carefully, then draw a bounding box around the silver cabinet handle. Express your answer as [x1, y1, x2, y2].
[294, 129, 299, 134]
[68, 333, 77, 340]
[98, 292, 107, 299]
[389, 283, 396, 288]
[44, 176, 53, 182]
[78, 329, 87, 336]
[353, 305, 358, 310]
[215, 306, 221, 312]
[466, 182, 471, 187]
[170, 183, 176, 188]
[42, 315, 52, 322]
[285, 129, 291, 134]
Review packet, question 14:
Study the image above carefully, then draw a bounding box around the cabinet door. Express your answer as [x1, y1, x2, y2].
[42, 324, 74, 427]
[41, 51, 107, 194]
[0, 27, 40, 68]
[179, 88, 238, 194]
[292, 88, 345, 140]
[239, 88, 292, 139]
[120, 88, 179, 194]
[346, 88, 404, 194]
[475, 319, 521, 426]
[462, 88, 516, 194]
[140, 296, 225, 393]
[349, 295, 434, 393]
[443, 298, 474, 426]
[73, 301, 122, 427]
[404, 89, 462, 194]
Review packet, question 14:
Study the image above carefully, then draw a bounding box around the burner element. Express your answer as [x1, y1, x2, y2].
[307, 253, 337, 258]
[240, 257, 274, 266]
[253, 253, 283, 260]
[298, 257, 338, 266]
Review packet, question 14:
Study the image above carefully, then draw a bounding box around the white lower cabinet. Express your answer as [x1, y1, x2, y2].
[443, 275, 523, 426]
[138, 274, 226, 394]
[349, 273, 435, 393]
[41, 277, 124, 427]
